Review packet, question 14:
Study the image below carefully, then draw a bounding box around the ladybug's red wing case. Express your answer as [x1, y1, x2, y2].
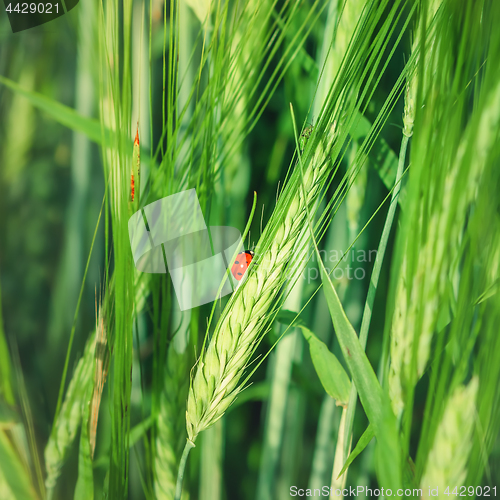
[231, 250, 254, 281]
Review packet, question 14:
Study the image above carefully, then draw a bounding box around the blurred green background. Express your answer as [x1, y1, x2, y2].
[1, 0, 499, 499]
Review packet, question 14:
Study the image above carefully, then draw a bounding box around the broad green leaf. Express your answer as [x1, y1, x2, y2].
[0, 76, 155, 185]
[303, 329, 351, 407]
[337, 424, 374, 478]
[277, 310, 351, 407]
[0, 76, 152, 162]
[0, 75, 106, 145]
[317, 260, 402, 490]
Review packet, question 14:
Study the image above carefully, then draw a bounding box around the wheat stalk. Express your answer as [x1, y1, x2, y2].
[388, 0, 443, 418]
[185, 127, 335, 444]
[389, 77, 500, 418]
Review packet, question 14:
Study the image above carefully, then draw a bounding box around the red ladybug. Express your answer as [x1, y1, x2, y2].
[231, 250, 254, 281]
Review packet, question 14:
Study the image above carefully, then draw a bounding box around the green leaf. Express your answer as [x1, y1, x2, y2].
[317, 260, 402, 490]
[129, 416, 154, 448]
[275, 309, 308, 329]
[227, 381, 270, 411]
[0, 76, 155, 185]
[90, 416, 154, 471]
[304, 330, 351, 407]
[277, 310, 351, 407]
[337, 424, 374, 478]
[0, 75, 107, 145]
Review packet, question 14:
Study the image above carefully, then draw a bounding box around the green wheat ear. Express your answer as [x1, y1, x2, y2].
[185, 125, 336, 444]
[420, 377, 479, 497]
[44, 332, 95, 500]
[155, 343, 190, 500]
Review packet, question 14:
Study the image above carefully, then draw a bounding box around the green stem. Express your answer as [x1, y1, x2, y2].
[199, 420, 224, 500]
[342, 133, 410, 463]
[175, 439, 195, 500]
